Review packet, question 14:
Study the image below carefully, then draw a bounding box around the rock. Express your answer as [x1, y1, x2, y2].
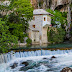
[19, 60, 36, 71]
[21, 62, 29, 66]
[43, 58, 48, 59]
[46, 69, 53, 71]
[19, 65, 35, 71]
[51, 56, 56, 58]
[10, 63, 18, 69]
[60, 67, 72, 72]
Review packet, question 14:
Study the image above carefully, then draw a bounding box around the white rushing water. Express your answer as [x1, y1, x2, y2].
[0, 49, 72, 72]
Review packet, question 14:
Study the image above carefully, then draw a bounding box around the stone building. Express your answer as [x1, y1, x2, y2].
[28, 9, 53, 44]
[30, 0, 72, 26]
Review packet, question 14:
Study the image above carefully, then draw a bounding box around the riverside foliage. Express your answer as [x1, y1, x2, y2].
[47, 9, 67, 43]
[0, 0, 33, 53]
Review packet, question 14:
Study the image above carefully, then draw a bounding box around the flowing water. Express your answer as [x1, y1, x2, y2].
[0, 49, 72, 72]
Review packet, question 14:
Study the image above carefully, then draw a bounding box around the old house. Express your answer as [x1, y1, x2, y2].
[28, 9, 53, 44]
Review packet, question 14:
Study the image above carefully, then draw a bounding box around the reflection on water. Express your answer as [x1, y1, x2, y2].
[18, 42, 72, 50]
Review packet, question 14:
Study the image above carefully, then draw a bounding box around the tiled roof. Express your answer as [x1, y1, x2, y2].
[33, 9, 53, 16]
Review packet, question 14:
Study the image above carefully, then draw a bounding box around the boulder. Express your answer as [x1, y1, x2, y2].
[60, 67, 72, 72]
[21, 62, 29, 66]
[19, 60, 36, 71]
[10, 63, 18, 69]
[43, 58, 48, 59]
[51, 56, 56, 58]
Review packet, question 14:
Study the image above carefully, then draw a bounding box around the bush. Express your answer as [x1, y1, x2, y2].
[26, 38, 32, 45]
[20, 37, 24, 43]
[0, 18, 18, 53]
[47, 27, 65, 44]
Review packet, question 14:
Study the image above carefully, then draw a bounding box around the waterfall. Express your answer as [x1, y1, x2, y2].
[0, 49, 72, 64]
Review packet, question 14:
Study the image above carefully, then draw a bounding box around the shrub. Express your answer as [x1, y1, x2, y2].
[20, 37, 24, 43]
[26, 38, 32, 45]
[47, 27, 65, 44]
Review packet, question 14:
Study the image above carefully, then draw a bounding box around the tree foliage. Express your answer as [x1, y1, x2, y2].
[46, 9, 67, 28]
[26, 38, 32, 46]
[47, 9, 66, 43]
[7, 0, 33, 43]
[47, 27, 65, 44]
[0, 18, 18, 53]
[9, 0, 33, 20]
[0, 0, 33, 53]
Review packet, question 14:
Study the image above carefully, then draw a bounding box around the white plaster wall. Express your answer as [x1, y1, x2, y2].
[43, 15, 51, 27]
[42, 27, 48, 43]
[28, 15, 43, 44]
[28, 14, 51, 44]
[29, 15, 43, 31]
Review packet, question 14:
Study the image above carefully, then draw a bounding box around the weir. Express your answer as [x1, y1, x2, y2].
[0, 49, 72, 64]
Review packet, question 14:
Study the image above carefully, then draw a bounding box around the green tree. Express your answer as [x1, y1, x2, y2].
[7, 0, 33, 43]
[47, 27, 65, 44]
[9, 0, 33, 20]
[0, 18, 18, 53]
[47, 9, 66, 43]
[0, 0, 33, 52]
[2, 0, 33, 43]
[46, 9, 67, 28]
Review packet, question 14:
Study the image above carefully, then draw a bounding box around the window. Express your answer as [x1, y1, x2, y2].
[33, 16, 35, 20]
[32, 25, 35, 28]
[44, 17, 46, 21]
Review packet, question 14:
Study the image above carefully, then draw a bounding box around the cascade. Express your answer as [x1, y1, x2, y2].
[0, 49, 72, 64]
[0, 49, 72, 72]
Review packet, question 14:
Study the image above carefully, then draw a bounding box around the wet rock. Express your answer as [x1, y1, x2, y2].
[60, 67, 72, 72]
[51, 56, 56, 58]
[21, 62, 29, 66]
[20, 66, 34, 71]
[19, 61, 36, 71]
[35, 60, 49, 68]
[43, 58, 48, 59]
[46, 69, 54, 72]
[10, 63, 18, 69]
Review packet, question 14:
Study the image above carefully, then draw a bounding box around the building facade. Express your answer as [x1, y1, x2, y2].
[28, 9, 53, 44]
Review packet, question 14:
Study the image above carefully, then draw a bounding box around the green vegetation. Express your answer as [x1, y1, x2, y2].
[47, 9, 67, 27]
[0, 0, 33, 53]
[47, 9, 67, 44]
[0, 0, 71, 53]
[26, 38, 32, 46]
[9, 0, 33, 20]
[70, 3, 72, 36]
[47, 27, 65, 44]
[0, 18, 18, 53]
[39, 0, 43, 7]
